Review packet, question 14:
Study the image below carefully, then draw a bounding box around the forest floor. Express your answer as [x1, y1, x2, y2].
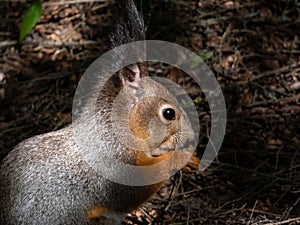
[1, 0, 300, 224]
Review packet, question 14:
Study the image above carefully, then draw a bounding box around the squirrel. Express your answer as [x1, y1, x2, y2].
[0, 0, 199, 224]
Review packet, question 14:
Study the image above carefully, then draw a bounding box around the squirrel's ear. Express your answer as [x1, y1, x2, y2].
[118, 63, 148, 89]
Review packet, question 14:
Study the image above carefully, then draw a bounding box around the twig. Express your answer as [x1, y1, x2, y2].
[247, 200, 259, 225]
[0, 41, 17, 48]
[237, 63, 299, 85]
[246, 209, 281, 218]
[0, 40, 102, 48]
[213, 189, 256, 214]
[1, 0, 112, 4]
[264, 217, 300, 225]
[219, 23, 232, 68]
[282, 196, 300, 221]
[244, 93, 300, 108]
[213, 161, 298, 183]
[43, 0, 112, 7]
[191, 2, 261, 19]
[153, 180, 177, 225]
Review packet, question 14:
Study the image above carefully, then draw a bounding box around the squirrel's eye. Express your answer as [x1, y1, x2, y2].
[162, 108, 176, 121]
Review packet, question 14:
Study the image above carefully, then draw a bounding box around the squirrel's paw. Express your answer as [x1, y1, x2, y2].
[182, 154, 200, 172]
[86, 205, 123, 224]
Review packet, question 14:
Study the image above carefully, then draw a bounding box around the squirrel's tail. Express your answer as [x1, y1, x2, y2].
[109, 0, 145, 48]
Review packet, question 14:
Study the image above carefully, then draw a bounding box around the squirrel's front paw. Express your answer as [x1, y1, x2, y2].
[182, 154, 200, 172]
[86, 205, 124, 225]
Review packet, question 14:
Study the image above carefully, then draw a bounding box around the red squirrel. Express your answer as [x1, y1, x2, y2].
[0, 0, 199, 224]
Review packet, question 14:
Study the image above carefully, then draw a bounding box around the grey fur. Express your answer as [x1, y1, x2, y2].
[0, 0, 194, 224]
[0, 124, 166, 224]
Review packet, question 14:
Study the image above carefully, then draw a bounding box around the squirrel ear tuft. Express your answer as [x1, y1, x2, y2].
[118, 63, 148, 89]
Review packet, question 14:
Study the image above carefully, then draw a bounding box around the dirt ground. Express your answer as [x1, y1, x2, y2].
[0, 0, 300, 224]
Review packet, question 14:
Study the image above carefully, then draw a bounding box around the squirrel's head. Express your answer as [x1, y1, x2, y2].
[109, 63, 195, 161]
